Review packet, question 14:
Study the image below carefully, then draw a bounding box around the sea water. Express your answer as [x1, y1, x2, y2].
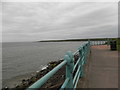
[2, 41, 85, 88]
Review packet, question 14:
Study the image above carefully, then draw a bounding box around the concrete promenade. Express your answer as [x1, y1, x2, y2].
[77, 45, 118, 88]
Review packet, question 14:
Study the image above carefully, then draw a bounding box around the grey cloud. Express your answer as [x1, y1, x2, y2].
[2, 2, 118, 42]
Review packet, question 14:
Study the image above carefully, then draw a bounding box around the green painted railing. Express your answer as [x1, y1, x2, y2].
[27, 40, 109, 89]
[27, 41, 90, 90]
[90, 39, 109, 46]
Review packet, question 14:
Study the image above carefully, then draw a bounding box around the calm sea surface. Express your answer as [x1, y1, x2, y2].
[2, 41, 85, 87]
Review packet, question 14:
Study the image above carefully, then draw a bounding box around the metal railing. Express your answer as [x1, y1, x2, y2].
[27, 41, 90, 90]
[90, 39, 109, 46]
[27, 39, 109, 89]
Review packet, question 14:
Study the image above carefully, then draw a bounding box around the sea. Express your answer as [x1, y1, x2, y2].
[2, 41, 85, 88]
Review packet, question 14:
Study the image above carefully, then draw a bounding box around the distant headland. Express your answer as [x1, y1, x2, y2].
[38, 38, 118, 42]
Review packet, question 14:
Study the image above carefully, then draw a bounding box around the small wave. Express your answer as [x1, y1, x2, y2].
[37, 65, 48, 72]
[41, 65, 48, 70]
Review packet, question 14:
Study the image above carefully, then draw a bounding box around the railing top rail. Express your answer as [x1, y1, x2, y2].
[27, 60, 67, 89]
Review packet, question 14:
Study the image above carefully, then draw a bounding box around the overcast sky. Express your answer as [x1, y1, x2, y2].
[2, 2, 118, 42]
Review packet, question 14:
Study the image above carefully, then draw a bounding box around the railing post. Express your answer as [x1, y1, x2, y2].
[88, 40, 90, 46]
[87, 40, 91, 57]
[64, 51, 74, 88]
[107, 38, 110, 46]
[78, 47, 84, 78]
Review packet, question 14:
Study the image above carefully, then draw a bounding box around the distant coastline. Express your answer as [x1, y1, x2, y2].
[38, 38, 117, 42]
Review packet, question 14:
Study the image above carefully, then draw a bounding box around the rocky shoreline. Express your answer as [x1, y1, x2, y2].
[2, 54, 80, 90]
[2, 59, 66, 90]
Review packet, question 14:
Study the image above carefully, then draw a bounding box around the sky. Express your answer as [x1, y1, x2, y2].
[2, 2, 118, 42]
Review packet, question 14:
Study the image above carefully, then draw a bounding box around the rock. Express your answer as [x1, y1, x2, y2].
[22, 79, 26, 83]
[2, 87, 9, 90]
[15, 85, 20, 88]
